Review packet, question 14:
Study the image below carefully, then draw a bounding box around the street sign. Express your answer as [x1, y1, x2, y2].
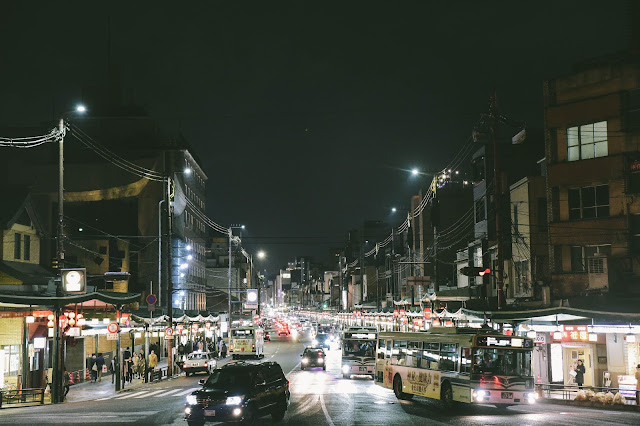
[165, 327, 174, 338]
[148, 304, 155, 312]
[107, 333, 118, 340]
[107, 322, 119, 333]
[146, 294, 157, 305]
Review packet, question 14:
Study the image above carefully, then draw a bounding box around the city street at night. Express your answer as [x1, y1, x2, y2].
[1, 330, 639, 425]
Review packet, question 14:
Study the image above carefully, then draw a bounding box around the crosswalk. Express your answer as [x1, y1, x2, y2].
[94, 386, 200, 402]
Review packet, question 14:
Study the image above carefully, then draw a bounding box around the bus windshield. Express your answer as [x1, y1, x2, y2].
[472, 348, 532, 376]
[343, 340, 375, 357]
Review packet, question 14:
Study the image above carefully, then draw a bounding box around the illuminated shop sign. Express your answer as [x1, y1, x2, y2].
[476, 335, 533, 348]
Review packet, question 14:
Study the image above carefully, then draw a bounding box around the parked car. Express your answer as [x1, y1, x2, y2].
[300, 347, 326, 371]
[185, 361, 290, 425]
[182, 352, 217, 377]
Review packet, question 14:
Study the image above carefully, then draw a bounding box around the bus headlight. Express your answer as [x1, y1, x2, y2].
[186, 395, 198, 406]
[472, 389, 487, 402]
[525, 392, 538, 404]
[342, 365, 350, 374]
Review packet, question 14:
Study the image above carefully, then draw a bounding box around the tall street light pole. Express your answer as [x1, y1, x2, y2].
[52, 105, 85, 404]
[228, 225, 244, 339]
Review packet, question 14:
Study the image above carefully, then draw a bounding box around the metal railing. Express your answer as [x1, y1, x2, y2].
[0, 388, 45, 408]
[535, 383, 638, 406]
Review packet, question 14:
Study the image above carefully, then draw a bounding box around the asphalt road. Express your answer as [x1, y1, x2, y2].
[1, 330, 639, 425]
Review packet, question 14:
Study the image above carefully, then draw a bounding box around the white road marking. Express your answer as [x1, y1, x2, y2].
[174, 386, 201, 396]
[134, 389, 167, 398]
[320, 394, 336, 426]
[116, 391, 148, 399]
[153, 388, 184, 397]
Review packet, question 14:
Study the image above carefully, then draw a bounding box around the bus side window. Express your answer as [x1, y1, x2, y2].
[460, 347, 472, 374]
[386, 340, 392, 359]
[377, 340, 385, 360]
[393, 340, 407, 365]
[407, 341, 420, 368]
[422, 342, 439, 369]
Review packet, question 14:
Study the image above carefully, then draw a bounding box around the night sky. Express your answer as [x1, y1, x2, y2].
[0, 1, 630, 274]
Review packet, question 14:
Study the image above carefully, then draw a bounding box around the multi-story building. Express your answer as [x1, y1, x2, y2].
[544, 53, 640, 299]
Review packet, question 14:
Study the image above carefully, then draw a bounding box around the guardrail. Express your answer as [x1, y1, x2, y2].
[535, 383, 638, 405]
[0, 388, 45, 408]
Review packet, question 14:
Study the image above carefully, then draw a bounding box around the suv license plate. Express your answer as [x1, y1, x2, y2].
[359, 367, 367, 372]
[501, 392, 513, 399]
[204, 409, 215, 416]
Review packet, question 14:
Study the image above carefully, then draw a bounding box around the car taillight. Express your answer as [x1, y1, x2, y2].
[204, 362, 208, 367]
[318, 353, 323, 357]
[183, 363, 187, 368]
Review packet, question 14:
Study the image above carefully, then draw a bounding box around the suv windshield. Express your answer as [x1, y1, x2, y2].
[471, 348, 532, 376]
[205, 369, 253, 389]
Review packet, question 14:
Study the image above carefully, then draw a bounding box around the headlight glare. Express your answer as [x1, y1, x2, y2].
[226, 396, 243, 405]
[342, 365, 350, 374]
[186, 395, 198, 405]
[302, 358, 309, 364]
[318, 358, 324, 363]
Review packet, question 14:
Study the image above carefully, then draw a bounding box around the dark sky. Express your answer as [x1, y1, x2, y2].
[0, 1, 630, 274]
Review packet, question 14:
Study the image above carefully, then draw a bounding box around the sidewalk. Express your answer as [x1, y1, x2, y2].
[64, 358, 176, 404]
[63, 355, 236, 404]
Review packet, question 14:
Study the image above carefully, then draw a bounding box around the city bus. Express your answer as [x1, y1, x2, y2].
[376, 327, 536, 408]
[229, 326, 264, 359]
[341, 326, 378, 379]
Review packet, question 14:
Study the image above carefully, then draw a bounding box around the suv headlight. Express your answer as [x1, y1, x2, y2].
[226, 396, 243, 405]
[186, 395, 198, 405]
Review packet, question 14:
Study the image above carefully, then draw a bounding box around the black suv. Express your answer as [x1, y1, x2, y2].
[300, 347, 326, 371]
[184, 361, 290, 425]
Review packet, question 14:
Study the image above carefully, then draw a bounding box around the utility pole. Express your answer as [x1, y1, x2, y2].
[490, 91, 506, 310]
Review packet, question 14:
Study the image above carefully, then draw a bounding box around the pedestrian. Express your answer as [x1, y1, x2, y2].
[574, 359, 586, 389]
[123, 347, 132, 382]
[96, 353, 105, 382]
[90, 354, 98, 383]
[110, 358, 116, 384]
[63, 369, 70, 400]
[148, 349, 158, 382]
[137, 352, 146, 380]
[220, 341, 227, 359]
[635, 364, 640, 405]
[132, 352, 140, 379]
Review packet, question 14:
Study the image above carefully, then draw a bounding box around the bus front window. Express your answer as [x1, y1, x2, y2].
[344, 340, 375, 357]
[472, 349, 532, 376]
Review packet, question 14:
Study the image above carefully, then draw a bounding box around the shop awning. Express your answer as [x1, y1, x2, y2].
[460, 306, 640, 325]
[0, 291, 141, 308]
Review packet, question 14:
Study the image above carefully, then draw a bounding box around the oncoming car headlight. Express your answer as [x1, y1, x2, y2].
[302, 357, 309, 364]
[226, 396, 243, 405]
[186, 394, 198, 405]
[318, 358, 324, 364]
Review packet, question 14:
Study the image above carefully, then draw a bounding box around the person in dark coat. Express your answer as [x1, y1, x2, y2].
[574, 359, 586, 388]
[96, 353, 105, 382]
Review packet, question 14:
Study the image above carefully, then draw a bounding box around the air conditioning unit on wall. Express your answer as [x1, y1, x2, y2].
[587, 256, 608, 291]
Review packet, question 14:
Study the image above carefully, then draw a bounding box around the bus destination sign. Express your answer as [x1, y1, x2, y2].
[476, 335, 533, 348]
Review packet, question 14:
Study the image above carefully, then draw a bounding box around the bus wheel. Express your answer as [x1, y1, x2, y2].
[440, 381, 454, 408]
[393, 375, 413, 400]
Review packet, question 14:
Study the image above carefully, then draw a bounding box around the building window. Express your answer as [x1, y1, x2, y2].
[568, 185, 609, 220]
[14, 233, 21, 259]
[567, 121, 608, 161]
[3, 345, 20, 376]
[571, 245, 611, 273]
[475, 198, 486, 223]
[24, 234, 30, 261]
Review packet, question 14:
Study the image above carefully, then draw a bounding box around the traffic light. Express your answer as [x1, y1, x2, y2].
[459, 266, 491, 277]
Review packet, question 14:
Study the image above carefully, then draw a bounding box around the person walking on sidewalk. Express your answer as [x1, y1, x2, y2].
[63, 369, 70, 400]
[123, 347, 132, 382]
[90, 354, 98, 383]
[148, 349, 158, 382]
[96, 353, 105, 382]
[110, 358, 116, 384]
[220, 341, 227, 359]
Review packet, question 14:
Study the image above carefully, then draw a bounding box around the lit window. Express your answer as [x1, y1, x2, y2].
[567, 121, 608, 161]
